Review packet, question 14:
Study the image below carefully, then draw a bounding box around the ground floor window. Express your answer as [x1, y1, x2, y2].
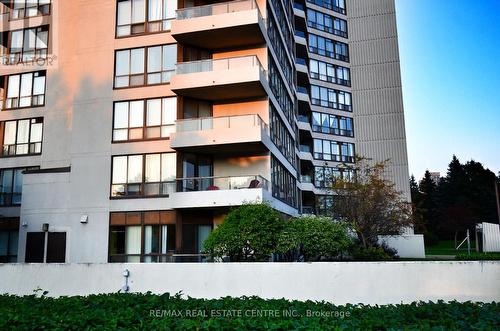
[0, 230, 18, 262]
[109, 211, 176, 262]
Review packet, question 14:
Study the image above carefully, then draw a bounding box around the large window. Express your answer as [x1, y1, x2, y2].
[306, 0, 346, 15]
[311, 112, 353, 137]
[268, 56, 295, 127]
[10, 0, 51, 19]
[113, 98, 176, 141]
[270, 105, 296, 168]
[311, 85, 352, 111]
[0, 167, 37, 206]
[267, 5, 294, 90]
[307, 8, 347, 38]
[116, 0, 177, 37]
[313, 139, 354, 162]
[111, 153, 176, 197]
[314, 166, 354, 188]
[0, 218, 19, 263]
[1, 118, 43, 156]
[114, 44, 176, 88]
[109, 211, 176, 262]
[4, 71, 46, 109]
[316, 195, 334, 216]
[271, 156, 297, 207]
[308, 34, 349, 62]
[8, 26, 49, 64]
[309, 59, 350, 86]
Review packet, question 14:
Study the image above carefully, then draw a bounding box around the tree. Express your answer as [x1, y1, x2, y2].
[202, 203, 284, 261]
[276, 216, 351, 261]
[418, 170, 438, 235]
[329, 157, 413, 248]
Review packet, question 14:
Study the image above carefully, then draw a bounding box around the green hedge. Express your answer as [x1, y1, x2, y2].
[1, 293, 498, 330]
[456, 252, 500, 260]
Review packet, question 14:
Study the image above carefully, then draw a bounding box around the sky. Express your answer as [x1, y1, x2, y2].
[395, 0, 500, 179]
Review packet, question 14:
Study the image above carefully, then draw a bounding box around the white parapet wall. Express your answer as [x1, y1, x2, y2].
[1, 262, 499, 304]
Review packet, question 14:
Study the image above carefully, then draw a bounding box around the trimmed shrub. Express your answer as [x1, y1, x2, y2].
[0, 294, 498, 330]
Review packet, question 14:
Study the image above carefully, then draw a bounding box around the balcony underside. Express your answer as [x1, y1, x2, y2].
[171, 81, 266, 101]
[171, 141, 267, 155]
[173, 24, 265, 50]
[171, 10, 265, 50]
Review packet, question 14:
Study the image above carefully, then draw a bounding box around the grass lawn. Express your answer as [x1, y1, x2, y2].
[425, 240, 475, 256]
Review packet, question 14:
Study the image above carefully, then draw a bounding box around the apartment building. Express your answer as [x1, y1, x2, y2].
[0, 0, 424, 263]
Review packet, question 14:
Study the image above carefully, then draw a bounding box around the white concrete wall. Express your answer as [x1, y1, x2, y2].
[0, 262, 499, 304]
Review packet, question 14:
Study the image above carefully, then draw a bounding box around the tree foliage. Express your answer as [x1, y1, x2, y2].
[276, 216, 352, 261]
[410, 155, 500, 241]
[329, 157, 413, 248]
[202, 203, 283, 261]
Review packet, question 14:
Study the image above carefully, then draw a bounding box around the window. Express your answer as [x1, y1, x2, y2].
[306, 0, 346, 15]
[268, 55, 295, 127]
[0, 167, 37, 206]
[4, 71, 46, 109]
[314, 166, 354, 188]
[109, 211, 176, 262]
[270, 105, 296, 168]
[311, 112, 353, 137]
[271, 156, 297, 207]
[1, 118, 43, 156]
[116, 0, 177, 37]
[308, 34, 349, 62]
[10, 0, 51, 19]
[113, 98, 176, 141]
[114, 44, 176, 88]
[0, 230, 18, 262]
[313, 138, 354, 162]
[316, 195, 335, 216]
[267, 5, 294, 90]
[8, 26, 49, 64]
[111, 153, 176, 197]
[311, 85, 352, 111]
[307, 8, 347, 38]
[309, 59, 350, 86]
[0, 218, 19, 262]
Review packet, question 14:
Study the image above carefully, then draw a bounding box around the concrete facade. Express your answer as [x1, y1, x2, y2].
[0, 0, 423, 263]
[1, 262, 499, 304]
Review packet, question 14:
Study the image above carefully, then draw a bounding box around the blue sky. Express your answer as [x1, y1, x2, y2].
[395, 0, 500, 179]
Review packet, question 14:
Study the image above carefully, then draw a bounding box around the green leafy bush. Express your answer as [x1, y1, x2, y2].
[351, 245, 396, 261]
[0, 293, 498, 330]
[276, 216, 352, 261]
[203, 203, 283, 261]
[456, 252, 500, 260]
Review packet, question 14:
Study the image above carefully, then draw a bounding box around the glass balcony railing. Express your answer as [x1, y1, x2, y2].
[176, 55, 264, 75]
[300, 175, 313, 183]
[176, 175, 269, 192]
[176, 0, 259, 20]
[297, 86, 308, 94]
[175, 114, 268, 133]
[299, 145, 312, 153]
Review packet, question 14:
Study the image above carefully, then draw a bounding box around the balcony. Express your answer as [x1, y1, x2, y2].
[171, 175, 270, 209]
[171, 0, 266, 50]
[170, 114, 272, 154]
[170, 55, 268, 101]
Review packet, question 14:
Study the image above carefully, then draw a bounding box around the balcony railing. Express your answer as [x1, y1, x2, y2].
[300, 175, 313, 183]
[176, 0, 259, 20]
[294, 2, 305, 11]
[295, 30, 306, 38]
[176, 175, 269, 192]
[295, 57, 307, 66]
[297, 86, 308, 94]
[175, 114, 268, 133]
[176, 55, 264, 75]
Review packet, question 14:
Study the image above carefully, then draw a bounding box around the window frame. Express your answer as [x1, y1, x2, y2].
[0, 166, 38, 206]
[113, 44, 176, 89]
[1, 117, 43, 157]
[111, 152, 177, 198]
[2, 71, 47, 110]
[311, 85, 352, 111]
[306, 8, 348, 38]
[108, 211, 177, 262]
[7, 25, 49, 64]
[112, 97, 177, 142]
[309, 59, 351, 86]
[308, 33, 349, 62]
[8, 0, 51, 21]
[312, 138, 355, 162]
[311, 111, 353, 137]
[115, 0, 177, 38]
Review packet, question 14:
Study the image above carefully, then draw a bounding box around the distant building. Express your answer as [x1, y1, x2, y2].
[429, 172, 441, 185]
